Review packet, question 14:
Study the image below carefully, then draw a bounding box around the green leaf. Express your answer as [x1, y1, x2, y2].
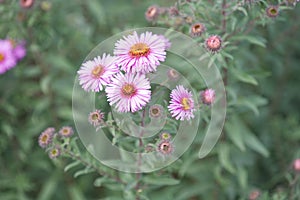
[237, 167, 248, 190]
[68, 185, 85, 200]
[218, 144, 235, 174]
[143, 176, 180, 186]
[243, 131, 269, 157]
[225, 120, 246, 152]
[231, 67, 258, 85]
[64, 160, 81, 172]
[237, 7, 248, 16]
[73, 167, 95, 178]
[231, 35, 266, 48]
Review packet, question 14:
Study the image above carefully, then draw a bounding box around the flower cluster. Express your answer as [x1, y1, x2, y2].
[0, 39, 26, 75]
[38, 126, 74, 159]
[78, 31, 217, 125]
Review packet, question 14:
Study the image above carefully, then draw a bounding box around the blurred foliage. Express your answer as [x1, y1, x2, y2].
[1, 0, 300, 199]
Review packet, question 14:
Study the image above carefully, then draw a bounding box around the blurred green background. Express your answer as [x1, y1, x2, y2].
[1, 0, 300, 199]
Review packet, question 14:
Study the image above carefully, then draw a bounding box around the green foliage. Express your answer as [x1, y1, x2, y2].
[1, 0, 300, 199]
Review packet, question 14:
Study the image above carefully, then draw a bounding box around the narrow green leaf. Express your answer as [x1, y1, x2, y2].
[237, 167, 248, 190]
[225, 121, 246, 152]
[73, 167, 95, 178]
[64, 160, 81, 172]
[218, 144, 235, 174]
[231, 67, 258, 85]
[244, 132, 269, 157]
[143, 176, 180, 186]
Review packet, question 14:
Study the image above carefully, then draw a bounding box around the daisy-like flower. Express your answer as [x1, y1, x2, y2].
[88, 109, 105, 127]
[157, 140, 174, 155]
[78, 53, 119, 92]
[200, 88, 215, 105]
[105, 72, 151, 113]
[48, 146, 61, 159]
[0, 39, 17, 75]
[149, 104, 164, 118]
[205, 35, 222, 53]
[168, 85, 195, 121]
[58, 126, 74, 138]
[114, 31, 170, 74]
[38, 127, 55, 148]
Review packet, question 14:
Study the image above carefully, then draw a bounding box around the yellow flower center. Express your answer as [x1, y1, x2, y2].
[62, 128, 69, 135]
[41, 135, 48, 142]
[92, 65, 104, 78]
[0, 53, 5, 62]
[162, 133, 170, 139]
[129, 43, 150, 58]
[91, 113, 100, 120]
[121, 84, 136, 97]
[181, 97, 191, 110]
[51, 149, 57, 155]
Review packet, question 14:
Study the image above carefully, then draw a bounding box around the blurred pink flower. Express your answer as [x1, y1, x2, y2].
[201, 88, 216, 105]
[0, 39, 17, 74]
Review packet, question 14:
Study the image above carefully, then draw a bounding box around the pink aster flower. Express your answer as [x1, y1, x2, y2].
[168, 85, 195, 121]
[13, 41, 26, 60]
[0, 39, 17, 74]
[201, 88, 215, 105]
[105, 72, 151, 113]
[114, 31, 170, 74]
[38, 127, 55, 148]
[58, 126, 74, 138]
[77, 53, 119, 92]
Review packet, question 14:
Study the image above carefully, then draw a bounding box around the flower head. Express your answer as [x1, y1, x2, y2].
[293, 159, 300, 171]
[149, 104, 164, 118]
[0, 40, 17, 75]
[168, 85, 195, 121]
[106, 73, 151, 112]
[114, 31, 169, 74]
[157, 140, 174, 155]
[205, 35, 222, 53]
[201, 88, 215, 105]
[48, 146, 61, 159]
[38, 127, 55, 148]
[20, 0, 34, 8]
[266, 5, 279, 18]
[58, 126, 74, 138]
[145, 5, 160, 22]
[190, 23, 206, 37]
[88, 109, 105, 127]
[78, 54, 119, 92]
[159, 131, 171, 141]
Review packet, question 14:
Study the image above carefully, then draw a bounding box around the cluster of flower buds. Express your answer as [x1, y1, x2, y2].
[38, 126, 74, 159]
